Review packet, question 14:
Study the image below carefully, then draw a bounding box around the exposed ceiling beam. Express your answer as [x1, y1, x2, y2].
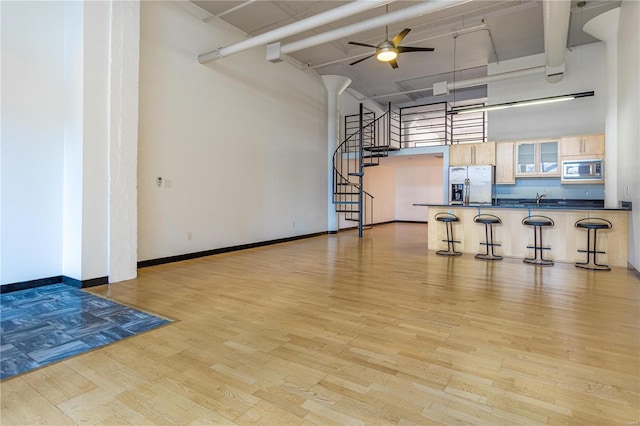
[198, 0, 393, 64]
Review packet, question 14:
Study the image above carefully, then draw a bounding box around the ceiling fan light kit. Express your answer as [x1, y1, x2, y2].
[376, 42, 398, 62]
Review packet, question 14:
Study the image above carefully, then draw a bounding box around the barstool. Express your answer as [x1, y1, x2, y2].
[473, 214, 503, 261]
[435, 212, 462, 256]
[574, 218, 612, 271]
[522, 215, 554, 266]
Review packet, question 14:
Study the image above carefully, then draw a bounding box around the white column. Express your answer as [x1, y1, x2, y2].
[584, 8, 620, 208]
[108, 0, 140, 283]
[321, 75, 352, 233]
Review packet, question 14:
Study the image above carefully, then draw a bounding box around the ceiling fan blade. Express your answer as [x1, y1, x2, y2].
[389, 59, 399, 69]
[391, 28, 411, 47]
[348, 41, 377, 48]
[349, 54, 376, 66]
[397, 46, 435, 53]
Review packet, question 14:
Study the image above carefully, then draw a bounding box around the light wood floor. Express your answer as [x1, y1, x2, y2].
[2, 223, 639, 425]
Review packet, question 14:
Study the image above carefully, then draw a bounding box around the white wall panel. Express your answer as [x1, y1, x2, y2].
[138, 2, 327, 261]
[1, 2, 65, 284]
[395, 162, 444, 222]
[362, 165, 396, 224]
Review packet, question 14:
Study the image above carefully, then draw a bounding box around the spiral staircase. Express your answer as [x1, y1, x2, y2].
[332, 103, 401, 237]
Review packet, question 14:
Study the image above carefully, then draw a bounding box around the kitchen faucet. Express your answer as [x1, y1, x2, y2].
[536, 192, 546, 205]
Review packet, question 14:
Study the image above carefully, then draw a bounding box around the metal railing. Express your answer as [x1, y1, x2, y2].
[399, 101, 487, 147]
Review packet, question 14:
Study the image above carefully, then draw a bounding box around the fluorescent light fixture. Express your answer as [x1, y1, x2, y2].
[449, 91, 595, 115]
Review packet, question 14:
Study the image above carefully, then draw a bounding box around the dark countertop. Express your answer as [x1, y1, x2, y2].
[413, 199, 631, 211]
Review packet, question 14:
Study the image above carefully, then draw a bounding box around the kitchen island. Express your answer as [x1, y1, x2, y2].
[414, 202, 631, 267]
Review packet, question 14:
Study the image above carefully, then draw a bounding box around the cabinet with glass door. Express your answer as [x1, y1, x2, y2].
[515, 139, 559, 177]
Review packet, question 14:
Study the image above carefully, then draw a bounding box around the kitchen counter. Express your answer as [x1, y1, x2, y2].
[414, 199, 631, 211]
[414, 203, 630, 267]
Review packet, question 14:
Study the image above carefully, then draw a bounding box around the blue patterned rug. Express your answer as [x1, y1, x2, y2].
[0, 284, 170, 380]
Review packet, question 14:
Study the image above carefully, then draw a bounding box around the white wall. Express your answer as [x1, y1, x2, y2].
[138, 2, 327, 261]
[1, 2, 65, 284]
[487, 43, 606, 140]
[617, 0, 640, 270]
[395, 159, 444, 221]
[363, 165, 396, 224]
[2, 1, 125, 286]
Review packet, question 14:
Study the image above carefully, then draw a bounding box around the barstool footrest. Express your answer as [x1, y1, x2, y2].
[441, 239, 461, 244]
[526, 245, 551, 251]
[479, 242, 501, 247]
[577, 249, 606, 254]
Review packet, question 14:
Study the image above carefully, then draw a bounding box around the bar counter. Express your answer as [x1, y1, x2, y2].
[413, 202, 631, 267]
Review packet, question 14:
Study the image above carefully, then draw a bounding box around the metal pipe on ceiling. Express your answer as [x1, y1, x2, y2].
[449, 66, 546, 90]
[203, 0, 260, 23]
[278, 0, 472, 56]
[543, 0, 571, 83]
[198, 0, 392, 64]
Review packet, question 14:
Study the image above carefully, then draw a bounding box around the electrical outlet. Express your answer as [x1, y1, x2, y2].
[187, 232, 192, 241]
[156, 176, 163, 187]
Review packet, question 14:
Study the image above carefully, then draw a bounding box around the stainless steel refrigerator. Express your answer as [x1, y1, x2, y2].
[449, 165, 494, 205]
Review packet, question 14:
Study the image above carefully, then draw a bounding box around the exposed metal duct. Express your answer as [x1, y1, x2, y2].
[543, 0, 571, 83]
[198, 0, 392, 64]
[271, 0, 472, 60]
[449, 66, 546, 91]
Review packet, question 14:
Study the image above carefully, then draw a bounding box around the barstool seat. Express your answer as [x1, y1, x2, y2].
[574, 218, 612, 271]
[522, 215, 554, 266]
[473, 214, 503, 261]
[435, 212, 462, 256]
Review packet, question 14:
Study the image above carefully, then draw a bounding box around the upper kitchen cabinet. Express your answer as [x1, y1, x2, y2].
[449, 142, 495, 166]
[495, 141, 515, 184]
[561, 134, 605, 159]
[515, 139, 560, 177]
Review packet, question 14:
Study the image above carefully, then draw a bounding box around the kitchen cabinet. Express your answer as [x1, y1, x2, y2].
[495, 141, 515, 184]
[515, 139, 559, 177]
[561, 133, 605, 159]
[449, 142, 495, 166]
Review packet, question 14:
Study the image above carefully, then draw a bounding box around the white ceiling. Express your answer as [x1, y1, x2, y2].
[192, 1, 619, 106]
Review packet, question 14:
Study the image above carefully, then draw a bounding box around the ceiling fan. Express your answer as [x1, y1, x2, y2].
[348, 27, 435, 69]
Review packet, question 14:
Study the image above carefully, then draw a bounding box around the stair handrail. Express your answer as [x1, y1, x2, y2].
[332, 109, 392, 187]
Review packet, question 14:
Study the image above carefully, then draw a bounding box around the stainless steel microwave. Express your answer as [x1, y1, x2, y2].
[561, 159, 604, 182]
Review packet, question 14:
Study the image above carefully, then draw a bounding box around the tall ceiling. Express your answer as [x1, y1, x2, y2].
[192, 0, 619, 105]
